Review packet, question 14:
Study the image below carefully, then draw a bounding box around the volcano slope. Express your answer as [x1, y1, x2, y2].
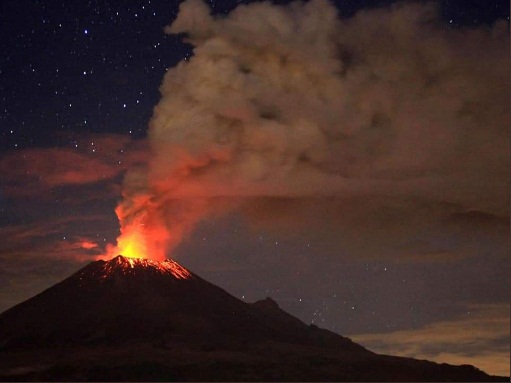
[0, 255, 506, 381]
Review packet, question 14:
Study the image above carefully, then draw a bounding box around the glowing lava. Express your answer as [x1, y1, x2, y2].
[116, 227, 148, 260]
[99, 187, 175, 261]
[99, 205, 171, 261]
[100, 224, 157, 261]
[97, 255, 192, 280]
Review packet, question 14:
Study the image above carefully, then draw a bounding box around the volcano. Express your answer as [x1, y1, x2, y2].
[0, 255, 506, 381]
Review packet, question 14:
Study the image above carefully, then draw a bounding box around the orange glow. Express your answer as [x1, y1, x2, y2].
[100, 223, 154, 261]
[97, 255, 192, 280]
[98, 201, 171, 261]
[99, 166, 219, 262]
[116, 227, 148, 259]
[80, 240, 98, 250]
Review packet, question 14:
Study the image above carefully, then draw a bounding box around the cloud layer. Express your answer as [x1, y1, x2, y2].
[0, 134, 146, 197]
[351, 303, 510, 377]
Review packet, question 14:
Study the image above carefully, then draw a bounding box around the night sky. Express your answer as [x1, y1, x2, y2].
[0, 0, 509, 377]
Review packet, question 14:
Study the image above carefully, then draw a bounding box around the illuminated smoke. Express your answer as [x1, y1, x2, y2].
[110, 0, 509, 260]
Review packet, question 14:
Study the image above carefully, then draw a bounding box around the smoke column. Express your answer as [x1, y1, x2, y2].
[107, 0, 509, 261]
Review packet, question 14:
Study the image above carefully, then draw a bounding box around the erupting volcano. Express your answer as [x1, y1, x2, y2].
[100, 255, 192, 279]
[99, 192, 202, 262]
[113, 229, 149, 260]
[100, 209, 168, 261]
[0, 256, 505, 381]
[102, 231, 148, 260]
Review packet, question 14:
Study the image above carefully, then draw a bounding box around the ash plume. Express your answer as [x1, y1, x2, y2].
[115, 0, 509, 259]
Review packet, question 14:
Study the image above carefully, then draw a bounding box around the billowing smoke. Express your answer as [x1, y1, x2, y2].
[113, 0, 509, 260]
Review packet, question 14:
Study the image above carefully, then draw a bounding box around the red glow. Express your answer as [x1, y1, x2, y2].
[113, 227, 149, 259]
[99, 156, 219, 262]
[80, 240, 98, 250]
[97, 255, 192, 280]
[100, 225, 158, 261]
[98, 201, 171, 261]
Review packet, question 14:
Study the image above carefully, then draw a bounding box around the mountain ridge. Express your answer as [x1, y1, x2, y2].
[0, 255, 507, 381]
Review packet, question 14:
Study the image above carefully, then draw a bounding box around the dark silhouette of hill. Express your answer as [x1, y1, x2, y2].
[0, 255, 507, 381]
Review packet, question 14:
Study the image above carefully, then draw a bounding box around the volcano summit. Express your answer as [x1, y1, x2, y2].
[0, 256, 506, 381]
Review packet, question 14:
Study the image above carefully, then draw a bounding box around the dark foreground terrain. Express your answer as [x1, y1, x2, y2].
[1, 341, 506, 381]
[0, 256, 507, 381]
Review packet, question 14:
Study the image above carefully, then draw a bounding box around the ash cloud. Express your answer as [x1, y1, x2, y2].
[118, 0, 509, 258]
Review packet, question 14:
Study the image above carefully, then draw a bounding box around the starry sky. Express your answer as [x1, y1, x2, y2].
[0, 0, 509, 377]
